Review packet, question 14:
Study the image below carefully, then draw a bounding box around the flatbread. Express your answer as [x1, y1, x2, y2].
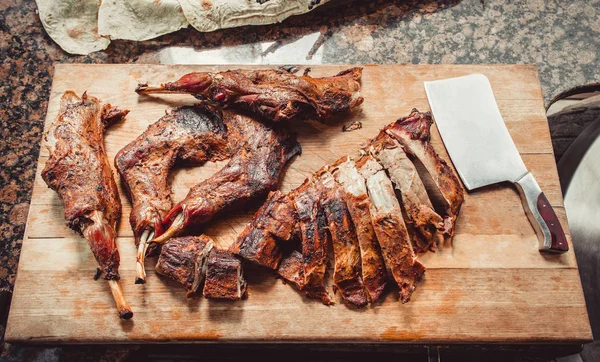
[179, 0, 329, 32]
[36, 0, 110, 55]
[98, 0, 189, 41]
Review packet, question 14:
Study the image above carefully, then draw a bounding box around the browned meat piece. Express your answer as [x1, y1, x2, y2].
[318, 170, 368, 308]
[153, 111, 301, 243]
[331, 156, 387, 303]
[293, 179, 334, 305]
[136, 68, 364, 122]
[203, 250, 247, 300]
[386, 110, 464, 244]
[41, 91, 132, 319]
[230, 191, 297, 269]
[369, 134, 444, 252]
[277, 250, 307, 290]
[155, 235, 214, 297]
[115, 105, 229, 284]
[356, 155, 425, 303]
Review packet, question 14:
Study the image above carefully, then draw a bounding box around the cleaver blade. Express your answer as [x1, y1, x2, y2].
[425, 74, 568, 253]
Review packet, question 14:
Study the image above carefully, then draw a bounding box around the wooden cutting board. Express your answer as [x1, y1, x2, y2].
[6, 64, 592, 344]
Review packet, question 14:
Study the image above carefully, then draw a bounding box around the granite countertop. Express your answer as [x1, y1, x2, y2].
[1, 0, 599, 360]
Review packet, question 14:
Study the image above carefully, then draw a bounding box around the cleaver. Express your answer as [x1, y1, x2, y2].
[425, 74, 568, 253]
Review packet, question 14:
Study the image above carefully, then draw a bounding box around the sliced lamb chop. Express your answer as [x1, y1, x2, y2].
[42, 91, 132, 319]
[330, 156, 387, 303]
[155, 235, 214, 297]
[153, 111, 301, 244]
[230, 191, 297, 269]
[203, 250, 247, 301]
[136, 67, 364, 122]
[293, 179, 334, 305]
[318, 170, 368, 308]
[277, 250, 307, 290]
[369, 133, 445, 252]
[385, 109, 464, 244]
[356, 154, 425, 303]
[115, 105, 229, 284]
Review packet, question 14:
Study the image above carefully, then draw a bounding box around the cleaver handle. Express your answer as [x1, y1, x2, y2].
[515, 172, 569, 253]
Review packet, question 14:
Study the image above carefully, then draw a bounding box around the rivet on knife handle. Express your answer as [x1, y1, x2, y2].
[515, 172, 568, 253]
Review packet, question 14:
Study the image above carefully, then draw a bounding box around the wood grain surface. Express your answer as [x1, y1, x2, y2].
[5, 64, 592, 344]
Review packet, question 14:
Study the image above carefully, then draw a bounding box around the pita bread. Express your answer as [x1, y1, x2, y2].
[98, 0, 189, 41]
[36, 0, 110, 55]
[179, 0, 329, 32]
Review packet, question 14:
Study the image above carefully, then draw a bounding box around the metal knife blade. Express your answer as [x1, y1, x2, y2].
[424, 73, 568, 253]
[424, 74, 527, 190]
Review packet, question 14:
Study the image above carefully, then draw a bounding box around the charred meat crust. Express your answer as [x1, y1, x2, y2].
[137, 68, 364, 122]
[277, 250, 306, 289]
[369, 133, 444, 253]
[356, 155, 425, 303]
[115, 105, 230, 245]
[42, 91, 127, 280]
[203, 250, 247, 301]
[164, 110, 301, 233]
[229, 191, 297, 270]
[293, 179, 334, 305]
[318, 171, 368, 308]
[155, 235, 214, 296]
[385, 109, 464, 243]
[331, 156, 387, 303]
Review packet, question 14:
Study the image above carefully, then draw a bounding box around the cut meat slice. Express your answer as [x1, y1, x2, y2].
[155, 235, 214, 297]
[293, 179, 334, 305]
[386, 109, 464, 244]
[369, 134, 444, 252]
[277, 250, 307, 290]
[331, 156, 387, 303]
[115, 104, 229, 283]
[229, 191, 297, 270]
[318, 170, 368, 308]
[203, 250, 247, 301]
[356, 154, 425, 303]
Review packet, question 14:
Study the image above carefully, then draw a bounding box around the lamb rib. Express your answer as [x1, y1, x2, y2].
[203, 249, 247, 301]
[386, 109, 464, 244]
[230, 190, 297, 270]
[136, 67, 364, 122]
[115, 105, 229, 284]
[293, 178, 334, 305]
[318, 170, 368, 308]
[152, 111, 301, 244]
[356, 154, 425, 303]
[331, 156, 387, 303]
[41, 91, 132, 319]
[369, 133, 445, 252]
[155, 235, 214, 297]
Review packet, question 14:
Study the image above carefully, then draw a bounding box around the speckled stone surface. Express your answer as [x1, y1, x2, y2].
[0, 0, 599, 360]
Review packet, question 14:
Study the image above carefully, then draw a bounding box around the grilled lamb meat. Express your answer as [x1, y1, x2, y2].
[331, 156, 387, 303]
[369, 134, 444, 252]
[356, 154, 425, 303]
[41, 91, 132, 319]
[318, 170, 368, 308]
[153, 111, 301, 244]
[115, 105, 229, 284]
[136, 68, 364, 122]
[155, 235, 214, 296]
[277, 250, 307, 290]
[293, 179, 334, 305]
[230, 191, 297, 269]
[231, 109, 464, 306]
[386, 110, 464, 244]
[203, 250, 247, 300]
